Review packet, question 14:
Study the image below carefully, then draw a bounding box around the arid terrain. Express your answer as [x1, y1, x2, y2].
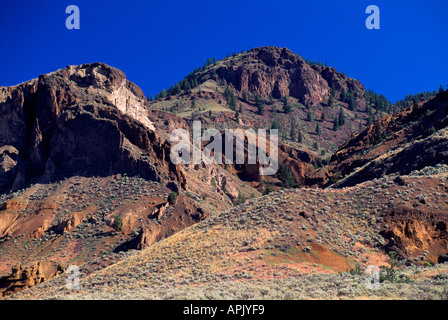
[1, 47, 447, 299]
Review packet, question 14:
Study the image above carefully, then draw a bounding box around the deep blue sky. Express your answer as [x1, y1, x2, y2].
[0, 0, 447, 102]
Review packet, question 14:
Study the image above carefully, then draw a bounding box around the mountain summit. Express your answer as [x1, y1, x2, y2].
[150, 46, 393, 157]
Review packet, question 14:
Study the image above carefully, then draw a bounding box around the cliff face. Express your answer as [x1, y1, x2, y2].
[0, 63, 186, 193]
[207, 46, 366, 107]
[148, 46, 379, 189]
[0, 63, 261, 298]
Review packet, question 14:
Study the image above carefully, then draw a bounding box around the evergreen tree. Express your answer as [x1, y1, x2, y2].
[290, 120, 296, 140]
[328, 94, 334, 106]
[229, 93, 236, 109]
[306, 110, 313, 121]
[413, 97, 419, 107]
[242, 89, 248, 103]
[333, 118, 339, 131]
[316, 123, 321, 135]
[168, 192, 178, 205]
[271, 118, 281, 130]
[440, 85, 445, 93]
[277, 163, 298, 188]
[282, 96, 293, 113]
[224, 85, 232, 100]
[338, 107, 345, 126]
[340, 89, 347, 103]
[255, 94, 264, 115]
[348, 93, 355, 110]
[298, 129, 303, 143]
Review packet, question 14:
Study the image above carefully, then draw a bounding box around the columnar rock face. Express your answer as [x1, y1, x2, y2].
[0, 63, 184, 193]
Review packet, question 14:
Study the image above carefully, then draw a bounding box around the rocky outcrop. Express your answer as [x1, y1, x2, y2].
[379, 203, 448, 265]
[200, 46, 366, 107]
[0, 62, 186, 193]
[0, 261, 66, 296]
[317, 90, 448, 187]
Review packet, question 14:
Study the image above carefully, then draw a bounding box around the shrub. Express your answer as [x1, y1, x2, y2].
[168, 191, 178, 205]
[235, 191, 246, 206]
[348, 263, 364, 276]
[112, 215, 123, 231]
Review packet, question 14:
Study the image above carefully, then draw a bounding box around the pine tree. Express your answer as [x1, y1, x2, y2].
[283, 96, 293, 113]
[271, 118, 281, 130]
[229, 93, 236, 109]
[255, 94, 264, 115]
[413, 97, 419, 107]
[328, 94, 334, 106]
[298, 129, 303, 143]
[242, 90, 248, 103]
[338, 107, 345, 126]
[348, 93, 355, 110]
[290, 120, 296, 140]
[341, 89, 347, 103]
[316, 123, 321, 135]
[306, 110, 313, 121]
[440, 85, 444, 93]
[277, 163, 298, 188]
[333, 118, 339, 131]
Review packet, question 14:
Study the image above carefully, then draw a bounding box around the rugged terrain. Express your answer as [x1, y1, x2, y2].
[1, 47, 448, 299]
[149, 46, 393, 158]
[313, 89, 448, 187]
[8, 173, 448, 300]
[0, 62, 257, 296]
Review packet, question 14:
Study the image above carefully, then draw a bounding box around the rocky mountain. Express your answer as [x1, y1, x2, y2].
[0, 62, 258, 296]
[148, 46, 397, 192]
[1, 49, 447, 300]
[314, 88, 448, 187]
[150, 46, 393, 158]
